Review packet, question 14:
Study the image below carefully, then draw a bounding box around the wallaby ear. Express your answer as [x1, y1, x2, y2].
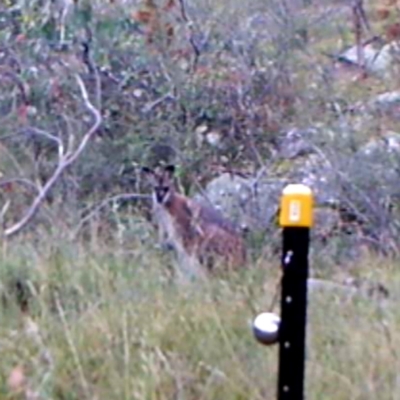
[141, 166, 154, 175]
[164, 164, 175, 177]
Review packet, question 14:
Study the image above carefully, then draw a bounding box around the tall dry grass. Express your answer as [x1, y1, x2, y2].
[0, 238, 399, 399]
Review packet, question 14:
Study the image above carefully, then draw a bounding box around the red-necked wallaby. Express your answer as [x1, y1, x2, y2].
[142, 165, 247, 278]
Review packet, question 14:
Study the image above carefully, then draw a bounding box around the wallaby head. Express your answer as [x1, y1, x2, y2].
[142, 165, 176, 205]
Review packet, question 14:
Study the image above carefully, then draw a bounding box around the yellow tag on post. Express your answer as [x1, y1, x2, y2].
[279, 184, 313, 228]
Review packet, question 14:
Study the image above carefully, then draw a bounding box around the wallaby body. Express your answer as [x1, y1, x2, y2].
[143, 165, 247, 278]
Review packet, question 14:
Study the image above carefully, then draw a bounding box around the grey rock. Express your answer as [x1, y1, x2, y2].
[340, 42, 397, 78]
[358, 131, 400, 157]
[368, 91, 400, 119]
[278, 128, 317, 159]
[193, 172, 283, 232]
[195, 122, 400, 265]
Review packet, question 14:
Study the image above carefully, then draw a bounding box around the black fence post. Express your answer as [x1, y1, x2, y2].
[277, 184, 313, 400]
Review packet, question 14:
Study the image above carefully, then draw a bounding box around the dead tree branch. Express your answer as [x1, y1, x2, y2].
[3, 74, 102, 238]
[22, 127, 65, 160]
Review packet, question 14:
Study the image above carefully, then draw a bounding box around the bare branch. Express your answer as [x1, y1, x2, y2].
[0, 200, 10, 229]
[81, 37, 102, 111]
[142, 91, 175, 113]
[3, 74, 102, 238]
[64, 74, 101, 164]
[22, 127, 65, 159]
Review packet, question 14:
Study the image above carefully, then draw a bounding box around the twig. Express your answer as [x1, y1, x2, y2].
[177, 0, 189, 22]
[59, 0, 74, 45]
[351, 0, 372, 68]
[0, 200, 10, 229]
[0, 177, 59, 230]
[72, 193, 151, 238]
[178, 0, 201, 72]
[81, 31, 102, 111]
[22, 127, 65, 159]
[0, 178, 40, 193]
[141, 91, 175, 113]
[65, 75, 101, 163]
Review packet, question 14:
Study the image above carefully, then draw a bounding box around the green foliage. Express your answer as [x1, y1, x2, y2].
[0, 0, 310, 222]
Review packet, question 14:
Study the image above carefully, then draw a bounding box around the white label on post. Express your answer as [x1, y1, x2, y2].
[289, 200, 301, 222]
